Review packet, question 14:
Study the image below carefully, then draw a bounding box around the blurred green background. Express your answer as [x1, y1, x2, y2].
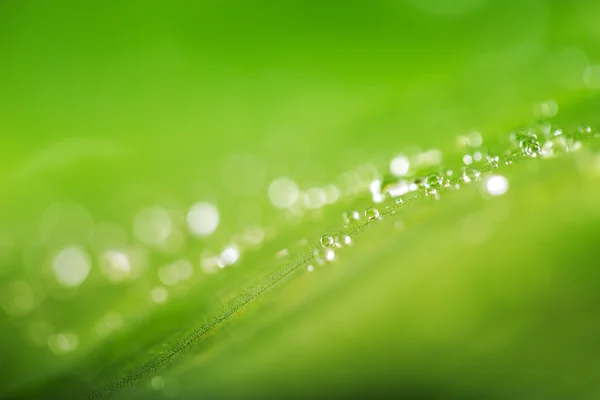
[1, 0, 600, 398]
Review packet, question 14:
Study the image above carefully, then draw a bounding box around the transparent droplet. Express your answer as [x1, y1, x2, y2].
[365, 207, 380, 221]
[425, 173, 442, 187]
[461, 168, 481, 183]
[395, 198, 404, 205]
[307, 265, 314, 272]
[319, 235, 334, 248]
[342, 210, 361, 225]
[486, 154, 500, 168]
[313, 248, 325, 265]
[341, 235, 352, 246]
[425, 188, 440, 200]
[412, 177, 425, 188]
[521, 139, 541, 157]
[324, 248, 335, 262]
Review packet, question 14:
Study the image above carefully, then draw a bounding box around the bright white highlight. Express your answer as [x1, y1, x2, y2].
[221, 246, 240, 266]
[390, 156, 410, 176]
[485, 175, 509, 196]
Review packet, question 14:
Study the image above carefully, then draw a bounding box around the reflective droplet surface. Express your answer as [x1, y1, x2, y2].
[425, 173, 442, 187]
[365, 207, 380, 221]
[521, 139, 541, 157]
[342, 210, 360, 224]
[425, 188, 440, 199]
[341, 235, 352, 246]
[461, 168, 481, 183]
[320, 235, 334, 248]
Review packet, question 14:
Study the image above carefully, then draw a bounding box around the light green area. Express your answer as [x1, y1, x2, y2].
[1, 0, 600, 398]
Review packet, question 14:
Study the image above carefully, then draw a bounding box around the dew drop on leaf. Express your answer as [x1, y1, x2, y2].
[461, 167, 481, 183]
[342, 210, 360, 225]
[320, 235, 334, 248]
[365, 207, 380, 221]
[521, 139, 541, 157]
[425, 173, 442, 187]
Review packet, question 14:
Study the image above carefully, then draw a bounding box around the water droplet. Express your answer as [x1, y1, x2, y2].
[307, 265, 314, 272]
[365, 207, 380, 221]
[324, 248, 336, 262]
[342, 210, 361, 225]
[486, 154, 500, 168]
[425, 173, 442, 187]
[425, 188, 440, 200]
[395, 198, 404, 205]
[521, 138, 541, 157]
[412, 177, 425, 188]
[320, 235, 334, 248]
[342, 235, 352, 246]
[461, 168, 481, 183]
[578, 125, 592, 135]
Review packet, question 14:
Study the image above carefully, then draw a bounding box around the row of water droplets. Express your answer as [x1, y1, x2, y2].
[304, 121, 596, 272]
[1, 104, 597, 357]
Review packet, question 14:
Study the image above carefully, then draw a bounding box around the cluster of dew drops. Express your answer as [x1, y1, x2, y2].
[304, 122, 596, 273]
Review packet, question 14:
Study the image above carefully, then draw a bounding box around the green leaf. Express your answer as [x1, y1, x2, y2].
[2, 1, 600, 399]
